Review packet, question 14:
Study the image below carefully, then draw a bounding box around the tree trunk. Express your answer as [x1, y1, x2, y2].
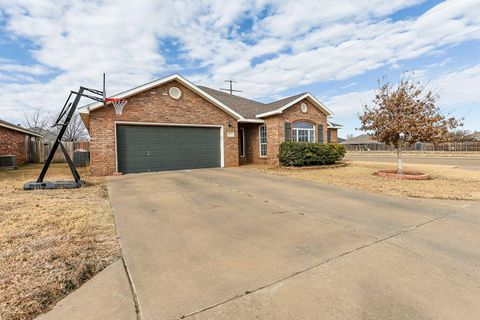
[397, 141, 403, 175]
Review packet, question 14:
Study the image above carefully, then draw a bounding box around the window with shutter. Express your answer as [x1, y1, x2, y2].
[284, 122, 291, 142]
[318, 124, 324, 143]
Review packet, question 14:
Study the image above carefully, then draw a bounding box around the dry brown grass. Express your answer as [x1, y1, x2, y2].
[255, 161, 480, 200]
[346, 151, 480, 158]
[0, 164, 120, 320]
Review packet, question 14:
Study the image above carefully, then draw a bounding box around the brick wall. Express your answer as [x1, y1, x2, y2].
[89, 80, 239, 176]
[328, 128, 338, 143]
[238, 123, 269, 165]
[0, 126, 28, 165]
[244, 98, 332, 166]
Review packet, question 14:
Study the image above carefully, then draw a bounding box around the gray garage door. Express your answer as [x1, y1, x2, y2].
[117, 125, 221, 174]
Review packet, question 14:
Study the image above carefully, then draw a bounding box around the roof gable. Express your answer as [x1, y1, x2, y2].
[255, 93, 334, 118]
[79, 74, 337, 127]
[80, 74, 244, 120]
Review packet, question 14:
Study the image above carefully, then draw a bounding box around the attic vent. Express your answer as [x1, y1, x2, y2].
[169, 86, 182, 100]
[300, 102, 308, 113]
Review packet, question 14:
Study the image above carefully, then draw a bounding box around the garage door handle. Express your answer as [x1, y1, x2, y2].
[147, 151, 151, 156]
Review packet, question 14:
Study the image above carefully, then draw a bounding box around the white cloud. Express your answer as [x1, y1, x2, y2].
[0, 0, 479, 126]
[322, 64, 480, 135]
[429, 64, 480, 107]
[0, 63, 50, 75]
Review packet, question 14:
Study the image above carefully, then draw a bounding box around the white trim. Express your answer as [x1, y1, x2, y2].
[114, 121, 225, 172]
[114, 124, 118, 173]
[80, 74, 244, 120]
[255, 93, 334, 118]
[0, 122, 43, 138]
[259, 124, 267, 158]
[238, 118, 264, 123]
[292, 122, 315, 143]
[327, 121, 343, 129]
[239, 127, 245, 158]
[115, 121, 224, 128]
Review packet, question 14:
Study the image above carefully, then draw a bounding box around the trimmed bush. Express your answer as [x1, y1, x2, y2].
[278, 142, 345, 167]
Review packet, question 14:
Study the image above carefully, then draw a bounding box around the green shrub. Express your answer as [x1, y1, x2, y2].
[278, 142, 345, 167]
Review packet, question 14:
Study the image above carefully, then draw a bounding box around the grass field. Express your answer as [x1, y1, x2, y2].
[346, 151, 480, 158]
[0, 164, 120, 320]
[256, 161, 480, 200]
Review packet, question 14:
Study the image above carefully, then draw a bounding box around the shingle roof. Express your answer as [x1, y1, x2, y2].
[257, 93, 308, 116]
[0, 119, 43, 137]
[340, 134, 381, 145]
[467, 131, 480, 141]
[198, 86, 307, 119]
[197, 86, 267, 119]
[327, 121, 343, 128]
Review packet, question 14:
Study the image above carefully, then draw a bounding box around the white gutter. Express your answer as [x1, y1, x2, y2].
[0, 123, 43, 138]
[79, 74, 245, 121]
[255, 93, 334, 118]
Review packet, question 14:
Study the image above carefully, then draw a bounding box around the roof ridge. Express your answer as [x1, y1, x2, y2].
[198, 86, 266, 105]
[266, 92, 307, 106]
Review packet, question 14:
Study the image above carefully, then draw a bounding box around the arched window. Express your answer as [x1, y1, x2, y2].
[293, 122, 315, 142]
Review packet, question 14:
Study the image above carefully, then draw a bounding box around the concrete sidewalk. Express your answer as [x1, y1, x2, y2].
[36, 260, 136, 320]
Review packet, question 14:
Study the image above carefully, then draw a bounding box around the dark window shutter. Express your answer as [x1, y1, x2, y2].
[327, 129, 332, 143]
[285, 122, 291, 142]
[318, 124, 323, 143]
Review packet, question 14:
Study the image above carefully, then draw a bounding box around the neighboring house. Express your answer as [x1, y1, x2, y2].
[29, 127, 59, 141]
[79, 74, 342, 176]
[340, 134, 384, 151]
[0, 119, 43, 164]
[467, 131, 480, 141]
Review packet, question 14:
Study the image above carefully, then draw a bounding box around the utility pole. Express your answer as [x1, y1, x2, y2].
[220, 80, 242, 95]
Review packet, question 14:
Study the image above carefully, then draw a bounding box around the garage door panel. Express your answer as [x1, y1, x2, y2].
[117, 125, 221, 174]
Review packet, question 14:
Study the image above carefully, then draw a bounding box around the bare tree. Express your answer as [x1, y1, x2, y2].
[359, 74, 462, 174]
[52, 113, 89, 141]
[22, 108, 51, 133]
[448, 129, 472, 142]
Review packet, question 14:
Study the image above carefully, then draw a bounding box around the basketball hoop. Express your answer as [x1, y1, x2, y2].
[105, 98, 127, 115]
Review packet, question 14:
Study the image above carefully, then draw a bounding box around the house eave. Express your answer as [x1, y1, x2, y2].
[255, 93, 334, 118]
[79, 74, 245, 124]
[0, 122, 43, 138]
[238, 118, 265, 123]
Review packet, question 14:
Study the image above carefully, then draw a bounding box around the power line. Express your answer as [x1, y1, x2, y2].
[220, 80, 242, 95]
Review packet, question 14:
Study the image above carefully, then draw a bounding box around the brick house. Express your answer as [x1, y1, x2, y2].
[80, 74, 341, 176]
[0, 119, 43, 165]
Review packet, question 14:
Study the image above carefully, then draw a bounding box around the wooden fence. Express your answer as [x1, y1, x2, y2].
[27, 141, 90, 163]
[343, 141, 480, 152]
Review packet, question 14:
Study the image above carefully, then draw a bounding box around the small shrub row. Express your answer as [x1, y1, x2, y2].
[278, 142, 345, 167]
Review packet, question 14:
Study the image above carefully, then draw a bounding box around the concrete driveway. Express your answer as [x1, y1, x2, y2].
[108, 168, 480, 320]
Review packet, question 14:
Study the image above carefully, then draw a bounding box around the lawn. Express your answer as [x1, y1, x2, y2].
[256, 161, 480, 200]
[0, 164, 120, 320]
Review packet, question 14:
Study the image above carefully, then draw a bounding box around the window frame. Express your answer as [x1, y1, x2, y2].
[292, 122, 315, 143]
[259, 125, 267, 157]
[239, 127, 246, 157]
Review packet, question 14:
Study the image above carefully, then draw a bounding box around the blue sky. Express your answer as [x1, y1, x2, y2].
[0, 0, 479, 137]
